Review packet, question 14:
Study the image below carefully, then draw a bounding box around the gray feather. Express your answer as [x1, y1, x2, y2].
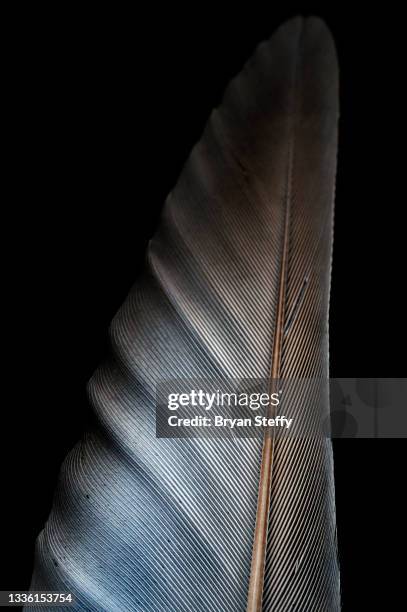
[28, 16, 340, 611]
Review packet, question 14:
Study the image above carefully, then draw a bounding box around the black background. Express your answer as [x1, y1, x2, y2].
[2, 3, 406, 610]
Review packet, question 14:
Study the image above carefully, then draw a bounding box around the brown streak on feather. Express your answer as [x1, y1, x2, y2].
[246, 20, 303, 612]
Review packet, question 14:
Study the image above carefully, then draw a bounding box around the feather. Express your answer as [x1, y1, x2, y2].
[28, 16, 340, 611]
